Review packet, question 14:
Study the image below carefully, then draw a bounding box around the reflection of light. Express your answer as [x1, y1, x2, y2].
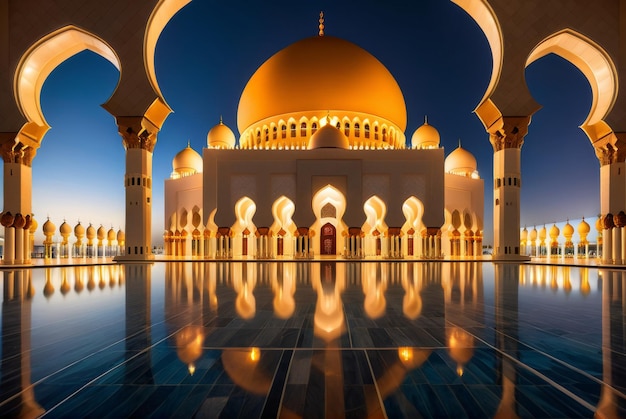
[456, 366, 464, 377]
[188, 364, 196, 376]
[399, 346, 412, 362]
[249, 347, 260, 362]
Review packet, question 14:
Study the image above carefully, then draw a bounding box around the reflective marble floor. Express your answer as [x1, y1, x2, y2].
[0, 262, 624, 418]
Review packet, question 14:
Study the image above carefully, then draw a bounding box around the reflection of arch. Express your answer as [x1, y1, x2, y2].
[526, 29, 618, 138]
[14, 26, 120, 141]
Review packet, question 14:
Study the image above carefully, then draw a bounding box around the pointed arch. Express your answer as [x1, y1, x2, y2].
[525, 29, 618, 139]
[451, 0, 503, 106]
[14, 26, 120, 142]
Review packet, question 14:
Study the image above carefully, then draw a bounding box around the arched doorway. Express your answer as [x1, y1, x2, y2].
[321, 223, 336, 255]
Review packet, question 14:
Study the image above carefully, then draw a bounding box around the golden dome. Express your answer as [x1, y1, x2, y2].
[107, 227, 116, 241]
[97, 225, 106, 240]
[595, 215, 603, 232]
[549, 224, 560, 240]
[74, 222, 85, 237]
[117, 229, 125, 243]
[563, 221, 574, 237]
[238, 35, 406, 144]
[29, 215, 38, 233]
[43, 218, 56, 236]
[521, 226, 528, 241]
[445, 144, 478, 177]
[307, 123, 349, 149]
[172, 143, 202, 177]
[207, 118, 236, 149]
[59, 221, 71, 237]
[529, 226, 537, 241]
[539, 226, 547, 241]
[411, 119, 440, 149]
[578, 218, 590, 235]
[86, 223, 96, 240]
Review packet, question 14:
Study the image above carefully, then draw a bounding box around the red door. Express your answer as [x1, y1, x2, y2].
[321, 223, 336, 255]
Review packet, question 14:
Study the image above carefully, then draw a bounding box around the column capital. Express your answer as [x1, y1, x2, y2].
[488, 116, 531, 152]
[116, 116, 158, 152]
[0, 133, 37, 166]
[594, 132, 626, 165]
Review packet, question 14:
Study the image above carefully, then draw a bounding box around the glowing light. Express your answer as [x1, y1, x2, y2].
[188, 363, 196, 375]
[399, 346, 413, 362]
[249, 347, 260, 362]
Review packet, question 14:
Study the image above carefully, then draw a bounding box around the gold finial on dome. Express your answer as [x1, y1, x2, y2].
[318, 11, 325, 36]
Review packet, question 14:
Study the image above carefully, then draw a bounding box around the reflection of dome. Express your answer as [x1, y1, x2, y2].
[308, 123, 349, 149]
[238, 35, 406, 147]
[172, 143, 202, 178]
[411, 119, 440, 149]
[175, 325, 205, 375]
[445, 144, 478, 177]
[207, 118, 236, 149]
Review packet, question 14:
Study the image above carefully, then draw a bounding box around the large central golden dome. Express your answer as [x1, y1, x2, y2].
[237, 35, 407, 148]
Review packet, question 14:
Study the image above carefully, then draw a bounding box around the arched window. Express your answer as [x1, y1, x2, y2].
[354, 123, 360, 137]
[272, 126, 277, 140]
[364, 124, 370, 139]
[382, 128, 387, 142]
[311, 122, 318, 135]
[336, 122, 341, 129]
[290, 123, 296, 137]
[281, 124, 287, 139]
[374, 125, 379, 140]
[256, 130, 261, 144]
[300, 122, 307, 137]
[264, 128, 269, 141]
[344, 122, 350, 137]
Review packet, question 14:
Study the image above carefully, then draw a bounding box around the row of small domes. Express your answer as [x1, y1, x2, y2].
[173, 119, 478, 177]
[521, 218, 592, 242]
[42, 219, 123, 241]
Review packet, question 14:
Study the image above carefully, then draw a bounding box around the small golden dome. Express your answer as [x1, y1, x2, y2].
[117, 229, 125, 242]
[549, 224, 560, 239]
[578, 218, 590, 235]
[172, 143, 202, 177]
[563, 221, 574, 237]
[97, 225, 106, 240]
[86, 223, 96, 240]
[596, 215, 603, 232]
[43, 218, 56, 236]
[107, 227, 116, 241]
[307, 123, 349, 149]
[539, 226, 547, 240]
[59, 221, 71, 236]
[411, 119, 440, 149]
[445, 144, 477, 177]
[529, 226, 537, 241]
[74, 222, 85, 237]
[521, 226, 528, 241]
[29, 215, 38, 233]
[207, 118, 236, 149]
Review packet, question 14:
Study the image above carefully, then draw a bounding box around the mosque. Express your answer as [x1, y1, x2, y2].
[163, 19, 484, 260]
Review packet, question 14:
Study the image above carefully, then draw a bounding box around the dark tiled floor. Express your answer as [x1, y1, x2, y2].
[0, 262, 625, 418]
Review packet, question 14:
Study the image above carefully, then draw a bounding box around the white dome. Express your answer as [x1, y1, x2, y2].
[207, 118, 236, 149]
[307, 123, 349, 150]
[445, 144, 478, 177]
[411, 119, 440, 149]
[172, 143, 202, 178]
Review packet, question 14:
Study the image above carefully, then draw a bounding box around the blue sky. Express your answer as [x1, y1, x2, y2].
[6, 0, 597, 245]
